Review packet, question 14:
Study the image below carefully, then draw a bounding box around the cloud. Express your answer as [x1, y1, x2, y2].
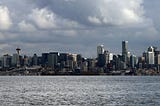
[18, 21, 36, 32]
[0, 32, 6, 40]
[52, 30, 77, 37]
[0, 5, 12, 30]
[88, 0, 145, 26]
[29, 8, 57, 29]
[28, 8, 81, 30]
[32, 0, 147, 28]
[88, 16, 101, 25]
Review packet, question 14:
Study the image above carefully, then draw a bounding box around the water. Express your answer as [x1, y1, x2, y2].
[0, 76, 160, 106]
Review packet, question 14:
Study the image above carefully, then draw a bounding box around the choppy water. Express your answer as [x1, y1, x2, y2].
[0, 76, 160, 106]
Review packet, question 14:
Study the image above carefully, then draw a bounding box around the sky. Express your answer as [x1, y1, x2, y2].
[0, 0, 159, 57]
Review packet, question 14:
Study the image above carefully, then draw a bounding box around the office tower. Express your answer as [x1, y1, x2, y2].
[154, 48, 160, 57]
[155, 54, 160, 65]
[66, 53, 74, 69]
[97, 54, 106, 67]
[28, 56, 33, 66]
[3, 54, 11, 68]
[59, 53, 69, 62]
[104, 50, 109, 64]
[37, 56, 42, 65]
[155, 54, 160, 71]
[130, 55, 137, 68]
[48, 52, 59, 68]
[97, 45, 106, 67]
[146, 46, 155, 68]
[143, 51, 148, 63]
[0, 57, 3, 67]
[59, 53, 69, 68]
[42, 53, 49, 67]
[147, 52, 154, 65]
[77, 54, 82, 67]
[122, 41, 128, 63]
[97, 45, 104, 57]
[32, 54, 38, 66]
[122, 41, 128, 55]
[23, 55, 29, 66]
[109, 53, 113, 63]
[87, 58, 96, 71]
[148, 46, 154, 52]
[16, 48, 21, 67]
[69, 54, 77, 69]
[71, 54, 77, 62]
[11, 54, 19, 67]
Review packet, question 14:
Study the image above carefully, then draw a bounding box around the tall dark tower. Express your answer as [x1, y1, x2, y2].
[122, 41, 128, 63]
[16, 48, 21, 67]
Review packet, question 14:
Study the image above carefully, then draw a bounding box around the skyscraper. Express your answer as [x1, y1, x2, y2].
[3, 54, 11, 68]
[48, 52, 59, 68]
[11, 54, 19, 67]
[16, 48, 21, 67]
[97, 45, 104, 57]
[147, 52, 154, 65]
[147, 46, 155, 67]
[42, 53, 49, 67]
[122, 41, 128, 55]
[130, 55, 137, 68]
[148, 46, 154, 52]
[32, 54, 38, 66]
[122, 41, 128, 63]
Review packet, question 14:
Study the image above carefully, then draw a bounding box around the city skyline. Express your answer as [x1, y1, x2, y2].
[0, 41, 159, 58]
[0, 0, 160, 57]
[0, 40, 159, 76]
[0, 41, 159, 60]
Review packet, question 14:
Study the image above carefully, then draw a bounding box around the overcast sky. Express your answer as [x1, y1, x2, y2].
[0, 0, 159, 57]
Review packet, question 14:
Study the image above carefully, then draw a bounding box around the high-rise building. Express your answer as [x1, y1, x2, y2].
[143, 51, 148, 63]
[97, 45, 104, 57]
[69, 54, 77, 69]
[11, 54, 19, 67]
[77, 54, 82, 67]
[155, 54, 160, 65]
[122, 41, 128, 63]
[0, 57, 3, 68]
[109, 53, 113, 63]
[104, 50, 109, 64]
[28, 56, 33, 66]
[23, 55, 29, 66]
[3, 54, 11, 68]
[122, 41, 128, 55]
[16, 48, 21, 67]
[97, 54, 106, 67]
[48, 52, 59, 68]
[148, 46, 154, 52]
[87, 58, 96, 71]
[147, 52, 154, 65]
[155, 54, 160, 71]
[42, 53, 49, 67]
[32, 54, 38, 66]
[130, 55, 137, 68]
[146, 46, 155, 68]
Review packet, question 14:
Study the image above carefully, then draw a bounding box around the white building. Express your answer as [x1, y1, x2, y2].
[97, 45, 104, 57]
[109, 53, 113, 63]
[147, 52, 154, 65]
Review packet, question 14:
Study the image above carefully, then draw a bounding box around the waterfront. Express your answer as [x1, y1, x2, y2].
[0, 76, 160, 105]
